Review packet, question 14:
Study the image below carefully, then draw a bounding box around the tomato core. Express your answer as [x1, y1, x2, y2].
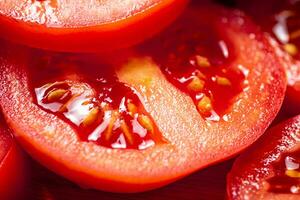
[29, 54, 164, 150]
[267, 150, 300, 194]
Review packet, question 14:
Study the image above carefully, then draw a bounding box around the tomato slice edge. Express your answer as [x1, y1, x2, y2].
[0, 0, 189, 52]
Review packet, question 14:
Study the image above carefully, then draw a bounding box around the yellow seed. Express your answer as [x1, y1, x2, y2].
[82, 107, 100, 127]
[216, 76, 231, 86]
[187, 77, 205, 92]
[120, 120, 134, 145]
[59, 94, 79, 113]
[285, 170, 300, 178]
[290, 29, 300, 40]
[197, 96, 213, 113]
[196, 71, 206, 79]
[284, 43, 298, 56]
[47, 89, 69, 102]
[138, 114, 154, 133]
[195, 55, 211, 68]
[104, 111, 118, 141]
[127, 102, 138, 117]
[82, 100, 91, 106]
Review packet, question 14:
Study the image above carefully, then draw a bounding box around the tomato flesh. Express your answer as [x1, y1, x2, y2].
[0, 0, 188, 52]
[227, 115, 300, 199]
[5, 0, 158, 27]
[0, 4, 286, 192]
[238, 0, 300, 115]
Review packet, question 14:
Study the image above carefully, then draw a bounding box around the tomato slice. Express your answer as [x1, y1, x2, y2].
[0, 4, 286, 192]
[0, 114, 28, 200]
[237, 0, 300, 115]
[0, 0, 188, 52]
[227, 115, 300, 199]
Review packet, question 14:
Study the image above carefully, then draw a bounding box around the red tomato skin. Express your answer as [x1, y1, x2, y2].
[0, 118, 29, 200]
[0, 0, 188, 53]
[227, 115, 300, 200]
[0, 142, 28, 200]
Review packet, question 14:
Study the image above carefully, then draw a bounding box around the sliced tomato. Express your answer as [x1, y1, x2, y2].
[237, 0, 300, 115]
[0, 4, 286, 193]
[0, 114, 28, 200]
[227, 115, 300, 199]
[0, 0, 188, 52]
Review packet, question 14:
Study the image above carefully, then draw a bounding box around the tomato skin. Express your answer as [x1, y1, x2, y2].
[0, 117, 28, 200]
[0, 4, 286, 193]
[0, 143, 28, 200]
[227, 115, 300, 200]
[0, 0, 188, 53]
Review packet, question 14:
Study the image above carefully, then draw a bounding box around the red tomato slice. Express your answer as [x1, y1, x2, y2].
[227, 115, 300, 199]
[0, 4, 286, 193]
[0, 0, 188, 52]
[0, 114, 28, 200]
[237, 0, 300, 115]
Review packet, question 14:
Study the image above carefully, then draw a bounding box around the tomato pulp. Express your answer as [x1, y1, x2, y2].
[29, 52, 165, 150]
[238, 0, 300, 115]
[0, 4, 286, 192]
[0, 0, 188, 52]
[227, 115, 300, 199]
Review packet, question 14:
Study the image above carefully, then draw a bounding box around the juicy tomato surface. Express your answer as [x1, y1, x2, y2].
[227, 115, 300, 200]
[0, 0, 188, 52]
[0, 114, 28, 200]
[0, 4, 286, 193]
[238, 0, 300, 116]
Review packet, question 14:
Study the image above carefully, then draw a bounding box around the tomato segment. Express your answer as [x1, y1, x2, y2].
[29, 54, 164, 150]
[238, 0, 300, 115]
[227, 115, 300, 199]
[0, 0, 188, 52]
[0, 4, 286, 193]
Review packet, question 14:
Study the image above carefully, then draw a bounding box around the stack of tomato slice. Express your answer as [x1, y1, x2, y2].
[0, 0, 300, 199]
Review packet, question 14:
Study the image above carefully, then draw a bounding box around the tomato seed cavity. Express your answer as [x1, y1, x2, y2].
[267, 150, 300, 194]
[30, 54, 164, 150]
[139, 12, 247, 121]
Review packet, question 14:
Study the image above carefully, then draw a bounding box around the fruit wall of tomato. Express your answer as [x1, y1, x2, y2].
[0, 0, 188, 52]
